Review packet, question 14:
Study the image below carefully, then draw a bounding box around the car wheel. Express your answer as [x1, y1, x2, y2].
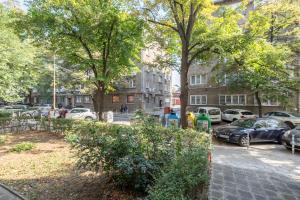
[85, 117, 93, 120]
[232, 118, 238, 122]
[239, 135, 249, 147]
[285, 121, 295, 129]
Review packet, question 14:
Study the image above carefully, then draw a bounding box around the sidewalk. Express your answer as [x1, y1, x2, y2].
[209, 144, 300, 200]
[0, 184, 25, 200]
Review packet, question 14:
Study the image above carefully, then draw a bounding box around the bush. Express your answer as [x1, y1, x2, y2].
[67, 115, 210, 194]
[147, 147, 209, 200]
[0, 135, 6, 145]
[0, 112, 12, 118]
[10, 142, 36, 153]
[51, 118, 74, 133]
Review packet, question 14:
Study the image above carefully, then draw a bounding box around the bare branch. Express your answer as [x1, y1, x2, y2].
[148, 19, 179, 32]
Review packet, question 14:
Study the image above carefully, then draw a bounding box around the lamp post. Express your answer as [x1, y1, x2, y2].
[53, 50, 58, 109]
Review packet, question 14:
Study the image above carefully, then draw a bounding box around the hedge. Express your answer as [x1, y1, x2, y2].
[62, 115, 211, 199]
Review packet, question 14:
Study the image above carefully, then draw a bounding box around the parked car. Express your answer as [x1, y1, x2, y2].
[65, 108, 97, 120]
[282, 125, 300, 150]
[21, 107, 40, 117]
[222, 109, 256, 122]
[214, 118, 290, 146]
[0, 105, 28, 115]
[264, 111, 300, 128]
[38, 106, 52, 117]
[195, 107, 221, 123]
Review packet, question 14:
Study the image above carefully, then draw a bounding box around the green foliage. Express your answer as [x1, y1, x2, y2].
[0, 112, 12, 118]
[0, 135, 7, 145]
[24, 0, 144, 115]
[51, 118, 75, 133]
[214, 0, 300, 114]
[0, 4, 43, 102]
[64, 118, 210, 193]
[147, 148, 209, 200]
[10, 142, 36, 153]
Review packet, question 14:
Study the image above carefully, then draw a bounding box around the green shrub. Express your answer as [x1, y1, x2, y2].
[0, 135, 6, 145]
[10, 142, 36, 153]
[0, 112, 12, 118]
[68, 116, 210, 193]
[147, 147, 209, 200]
[51, 118, 74, 133]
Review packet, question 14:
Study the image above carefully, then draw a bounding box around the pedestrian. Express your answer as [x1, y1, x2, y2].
[120, 104, 124, 113]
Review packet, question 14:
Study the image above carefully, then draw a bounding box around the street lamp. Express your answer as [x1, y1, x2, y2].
[53, 49, 58, 109]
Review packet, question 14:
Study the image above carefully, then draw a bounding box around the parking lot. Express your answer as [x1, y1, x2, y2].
[209, 139, 300, 200]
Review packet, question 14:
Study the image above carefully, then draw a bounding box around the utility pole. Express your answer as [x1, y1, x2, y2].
[53, 50, 58, 109]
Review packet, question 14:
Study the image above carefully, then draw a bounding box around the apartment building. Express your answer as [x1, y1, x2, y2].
[26, 46, 172, 113]
[187, 0, 300, 113]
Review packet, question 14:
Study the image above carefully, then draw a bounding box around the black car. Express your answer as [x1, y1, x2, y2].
[282, 126, 300, 150]
[214, 118, 290, 146]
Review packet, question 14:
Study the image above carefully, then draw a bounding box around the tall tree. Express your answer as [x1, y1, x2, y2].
[221, 0, 300, 117]
[24, 0, 144, 119]
[0, 4, 41, 103]
[143, 0, 241, 128]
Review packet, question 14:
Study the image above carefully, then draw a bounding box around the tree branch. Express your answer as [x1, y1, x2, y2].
[148, 19, 179, 32]
[188, 46, 210, 65]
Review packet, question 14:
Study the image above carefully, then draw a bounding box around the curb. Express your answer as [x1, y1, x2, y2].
[0, 183, 26, 200]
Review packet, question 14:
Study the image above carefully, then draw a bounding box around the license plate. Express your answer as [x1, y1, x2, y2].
[219, 134, 229, 139]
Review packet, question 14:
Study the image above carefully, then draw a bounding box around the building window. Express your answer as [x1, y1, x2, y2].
[190, 95, 207, 105]
[146, 81, 150, 89]
[220, 96, 225, 105]
[190, 74, 207, 85]
[128, 79, 136, 88]
[76, 96, 82, 103]
[254, 96, 279, 106]
[112, 95, 120, 103]
[219, 95, 246, 105]
[84, 96, 90, 103]
[127, 95, 134, 103]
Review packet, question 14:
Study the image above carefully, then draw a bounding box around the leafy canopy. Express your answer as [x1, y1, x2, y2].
[25, 0, 144, 93]
[0, 4, 41, 102]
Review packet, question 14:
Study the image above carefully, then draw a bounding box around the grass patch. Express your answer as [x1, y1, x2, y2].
[10, 142, 36, 153]
[0, 135, 6, 145]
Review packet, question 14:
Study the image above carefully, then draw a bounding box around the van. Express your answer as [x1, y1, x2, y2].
[195, 107, 221, 123]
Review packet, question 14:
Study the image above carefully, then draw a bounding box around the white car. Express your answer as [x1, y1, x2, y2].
[195, 107, 221, 123]
[222, 109, 256, 122]
[65, 108, 97, 120]
[264, 111, 300, 128]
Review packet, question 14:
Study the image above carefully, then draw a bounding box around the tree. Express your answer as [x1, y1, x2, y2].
[24, 0, 144, 119]
[0, 4, 41, 103]
[221, 0, 300, 117]
[224, 41, 295, 117]
[142, 0, 241, 128]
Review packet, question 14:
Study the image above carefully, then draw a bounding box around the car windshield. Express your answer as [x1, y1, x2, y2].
[208, 109, 220, 115]
[241, 111, 253, 115]
[289, 112, 300, 117]
[231, 119, 255, 128]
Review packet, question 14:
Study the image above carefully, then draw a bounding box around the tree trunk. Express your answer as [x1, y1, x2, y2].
[28, 89, 33, 106]
[92, 85, 105, 121]
[180, 42, 190, 129]
[255, 91, 263, 117]
[98, 86, 105, 121]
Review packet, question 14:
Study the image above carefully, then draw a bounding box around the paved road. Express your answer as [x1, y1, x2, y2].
[0, 184, 24, 200]
[209, 143, 300, 200]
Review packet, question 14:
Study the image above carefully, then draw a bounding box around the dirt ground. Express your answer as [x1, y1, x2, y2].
[0, 131, 136, 200]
